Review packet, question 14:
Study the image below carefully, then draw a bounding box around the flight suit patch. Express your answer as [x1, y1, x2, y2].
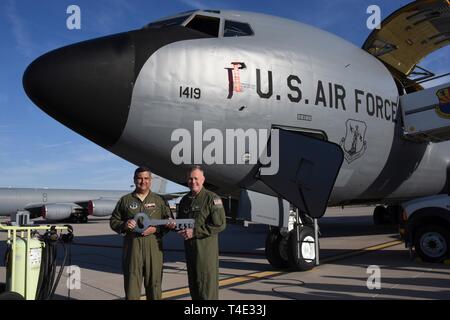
[213, 198, 223, 207]
[145, 203, 156, 209]
[129, 202, 138, 210]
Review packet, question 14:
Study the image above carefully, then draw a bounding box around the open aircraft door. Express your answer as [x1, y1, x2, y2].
[237, 129, 344, 270]
[363, 1, 450, 141]
[363, 0, 450, 91]
[238, 129, 344, 223]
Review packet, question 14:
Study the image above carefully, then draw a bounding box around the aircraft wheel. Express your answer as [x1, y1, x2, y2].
[373, 206, 389, 225]
[0, 291, 25, 300]
[81, 215, 88, 223]
[287, 225, 317, 271]
[265, 229, 290, 269]
[414, 224, 450, 263]
[386, 205, 401, 225]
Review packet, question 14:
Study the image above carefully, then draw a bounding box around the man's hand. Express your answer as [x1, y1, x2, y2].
[177, 228, 194, 240]
[166, 218, 177, 230]
[141, 226, 157, 236]
[126, 219, 136, 230]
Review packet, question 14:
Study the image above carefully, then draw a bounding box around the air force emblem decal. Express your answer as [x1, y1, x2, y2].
[340, 119, 367, 163]
[435, 87, 450, 119]
[129, 202, 138, 210]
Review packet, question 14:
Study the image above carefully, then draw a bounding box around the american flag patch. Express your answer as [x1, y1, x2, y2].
[213, 198, 223, 206]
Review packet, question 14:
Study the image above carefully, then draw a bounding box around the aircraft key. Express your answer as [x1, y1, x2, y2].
[132, 212, 194, 233]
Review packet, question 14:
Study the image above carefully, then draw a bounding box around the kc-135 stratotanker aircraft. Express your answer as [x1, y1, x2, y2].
[22, 1, 450, 270]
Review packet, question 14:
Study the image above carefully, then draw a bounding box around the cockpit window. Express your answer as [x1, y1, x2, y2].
[145, 15, 190, 29]
[224, 20, 254, 37]
[185, 15, 220, 37]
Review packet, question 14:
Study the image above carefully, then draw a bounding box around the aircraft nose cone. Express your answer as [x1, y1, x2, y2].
[23, 32, 135, 148]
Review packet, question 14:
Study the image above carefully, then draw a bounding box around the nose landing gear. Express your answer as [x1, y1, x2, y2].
[265, 209, 319, 271]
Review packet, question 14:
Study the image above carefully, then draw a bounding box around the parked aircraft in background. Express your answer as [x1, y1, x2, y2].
[0, 177, 184, 223]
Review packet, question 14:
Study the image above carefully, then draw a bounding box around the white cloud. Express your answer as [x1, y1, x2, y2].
[178, 0, 229, 10]
[39, 141, 73, 149]
[64, 142, 117, 163]
[295, 0, 361, 30]
[0, 137, 186, 191]
[90, 0, 139, 34]
[179, 0, 211, 9]
[0, 160, 73, 177]
[5, 0, 34, 58]
[0, 156, 130, 189]
[76, 152, 117, 164]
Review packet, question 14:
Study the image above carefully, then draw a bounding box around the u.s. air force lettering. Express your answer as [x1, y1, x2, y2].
[224, 66, 398, 123]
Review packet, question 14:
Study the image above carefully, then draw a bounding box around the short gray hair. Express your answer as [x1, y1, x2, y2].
[187, 165, 204, 176]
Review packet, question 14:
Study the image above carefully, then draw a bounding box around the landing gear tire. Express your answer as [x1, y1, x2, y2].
[373, 206, 389, 225]
[414, 224, 450, 263]
[287, 225, 317, 271]
[386, 205, 400, 225]
[0, 291, 25, 300]
[265, 229, 289, 269]
[71, 215, 88, 223]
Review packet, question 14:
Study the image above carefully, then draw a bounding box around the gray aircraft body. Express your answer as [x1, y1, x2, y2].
[0, 187, 129, 222]
[22, 1, 450, 268]
[0, 178, 180, 222]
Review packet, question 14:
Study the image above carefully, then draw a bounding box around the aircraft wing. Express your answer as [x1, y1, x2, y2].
[23, 202, 58, 218]
[363, 0, 449, 86]
[23, 199, 116, 221]
[11, 190, 184, 222]
[2, 176, 183, 222]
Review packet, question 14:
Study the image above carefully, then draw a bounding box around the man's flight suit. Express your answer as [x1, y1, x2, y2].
[177, 188, 226, 300]
[110, 191, 171, 300]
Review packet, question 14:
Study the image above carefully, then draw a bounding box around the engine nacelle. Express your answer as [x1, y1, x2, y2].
[88, 199, 117, 217]
[41, 203, 80, 220]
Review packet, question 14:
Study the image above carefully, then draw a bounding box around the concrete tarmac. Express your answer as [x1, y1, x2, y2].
[1, 206, 449, 300]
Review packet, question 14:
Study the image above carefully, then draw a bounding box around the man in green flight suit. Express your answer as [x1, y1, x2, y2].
[177, 165, 226, 300]
[110, 167, 174, 300]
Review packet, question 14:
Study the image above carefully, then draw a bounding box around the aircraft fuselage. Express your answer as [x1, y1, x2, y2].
[23, 10, 450, 206]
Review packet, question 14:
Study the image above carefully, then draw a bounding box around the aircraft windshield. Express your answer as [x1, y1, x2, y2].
[224, 20, 254, 37]
[185, 15, 221, 37]
[144, 15, 191, 29]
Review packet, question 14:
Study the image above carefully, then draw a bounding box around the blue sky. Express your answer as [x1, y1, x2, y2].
[0, 0, 448, 191]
